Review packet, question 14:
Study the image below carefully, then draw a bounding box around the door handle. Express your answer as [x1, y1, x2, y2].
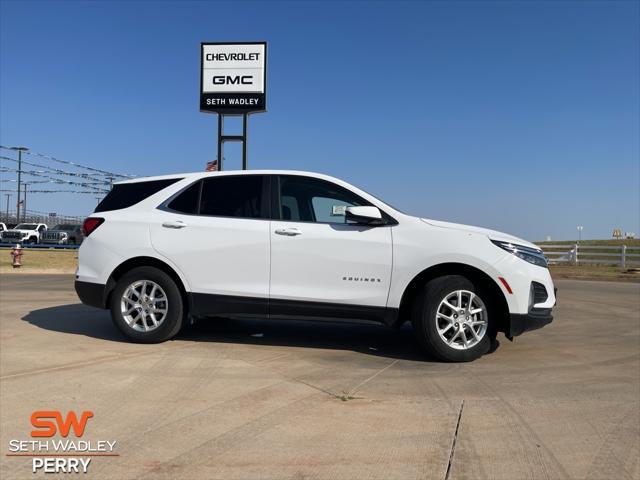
[275, 227, 302, 236]
[162, 220, 187, 229]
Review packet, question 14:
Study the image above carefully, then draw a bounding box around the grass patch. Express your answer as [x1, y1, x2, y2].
[0, 248, 77, 273]
[334, 392, 363, 402]
[550, 265, 640, 283]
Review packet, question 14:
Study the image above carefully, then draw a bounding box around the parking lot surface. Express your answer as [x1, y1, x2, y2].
[1, 275, 638, 479]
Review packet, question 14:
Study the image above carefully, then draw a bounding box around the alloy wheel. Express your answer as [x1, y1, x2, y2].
[436, 290, 487, 350]
[120, 280, 169, 332]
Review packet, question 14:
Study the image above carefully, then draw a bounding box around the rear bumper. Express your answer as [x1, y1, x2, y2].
[508, 308, 553, 337]
[75, 280, 107, 309]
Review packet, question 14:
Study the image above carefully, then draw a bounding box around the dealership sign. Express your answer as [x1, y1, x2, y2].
[200, 42, 267, 113]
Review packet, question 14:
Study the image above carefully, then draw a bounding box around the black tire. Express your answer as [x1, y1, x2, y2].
[109, 266, 184, 343]
[411, 275, 492, 362]
[29, 236, 37, 244]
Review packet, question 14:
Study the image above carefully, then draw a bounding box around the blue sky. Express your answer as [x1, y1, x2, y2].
[1, 0, 638, 241]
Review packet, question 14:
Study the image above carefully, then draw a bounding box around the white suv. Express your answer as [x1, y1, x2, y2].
[75, 170, 555, 362]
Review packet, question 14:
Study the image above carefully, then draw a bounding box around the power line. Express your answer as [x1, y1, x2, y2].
[0, 145, 133, 179]
[0, 178, 106, 185]
[0, 169, 109, 192]
[0, 155, 111, 180]
[0, 188, 103, 194]
[1, 146, 130, 217]
[0, 160, 110, 191]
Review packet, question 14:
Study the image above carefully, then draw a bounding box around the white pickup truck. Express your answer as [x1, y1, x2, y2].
[1, 223, 48, 244]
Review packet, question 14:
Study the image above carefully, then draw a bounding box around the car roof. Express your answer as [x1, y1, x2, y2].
[115, 170, 343, 185]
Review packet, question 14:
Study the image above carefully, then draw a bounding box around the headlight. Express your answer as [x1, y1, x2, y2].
[491, 240, 548, 268]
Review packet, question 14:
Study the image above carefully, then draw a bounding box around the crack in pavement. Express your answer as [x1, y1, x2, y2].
[236, 355, 399, 402]
[346, 359, 399, 397]
[444, 400, 464, 480]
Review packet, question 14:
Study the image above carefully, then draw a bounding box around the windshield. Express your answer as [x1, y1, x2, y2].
[15, 224, 37, 230]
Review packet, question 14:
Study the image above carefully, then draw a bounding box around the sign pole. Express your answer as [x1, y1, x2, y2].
[242, 113, 248, 170]
[217, 113, 249, 171]
[217, 114, 224, 171]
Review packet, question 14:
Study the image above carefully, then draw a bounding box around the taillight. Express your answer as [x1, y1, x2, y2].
[82, 217, 104, 236]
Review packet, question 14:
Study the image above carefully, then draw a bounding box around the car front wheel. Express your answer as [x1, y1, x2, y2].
[411, 275, 492, 362]
[109, 266, 184, 343]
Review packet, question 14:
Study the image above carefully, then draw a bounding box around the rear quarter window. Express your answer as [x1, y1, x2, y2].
[95, 178, 181, 213]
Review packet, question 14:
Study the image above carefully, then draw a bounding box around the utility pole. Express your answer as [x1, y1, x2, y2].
[577, 225, 583, 244]
[9, 146, 29, 223]
[23, 183, 28, 222]
[4, 194, 10, 222]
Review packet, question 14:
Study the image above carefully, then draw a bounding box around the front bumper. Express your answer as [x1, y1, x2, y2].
[75, 280, 107, 309]
[507, 308, 553, 337]
[2, 236, 27, 242]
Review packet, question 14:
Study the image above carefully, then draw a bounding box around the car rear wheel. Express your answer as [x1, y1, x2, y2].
[110, 266, 184, 343]
[411, 275, 492, 362]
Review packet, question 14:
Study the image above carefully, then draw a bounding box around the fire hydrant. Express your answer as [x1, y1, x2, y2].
[11, 243, 23, 268]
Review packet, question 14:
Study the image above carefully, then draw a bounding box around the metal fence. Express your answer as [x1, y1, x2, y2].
[541, 244, 640, 268]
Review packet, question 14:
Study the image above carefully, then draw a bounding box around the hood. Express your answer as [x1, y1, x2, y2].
[420, 218, 539, 250]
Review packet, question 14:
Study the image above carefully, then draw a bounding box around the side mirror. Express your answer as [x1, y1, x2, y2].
[345, 206, 385, 225]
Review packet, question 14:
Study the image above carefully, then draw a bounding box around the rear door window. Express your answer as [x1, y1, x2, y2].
[166, 181, 201, 214]
[200, 176, 267, 219]
[95, 178, 181, 213]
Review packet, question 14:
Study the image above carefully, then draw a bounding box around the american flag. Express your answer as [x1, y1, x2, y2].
[205, 160, 218, 172]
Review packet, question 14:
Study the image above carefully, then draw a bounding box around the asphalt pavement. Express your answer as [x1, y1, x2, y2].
[0, 275, 638, 479]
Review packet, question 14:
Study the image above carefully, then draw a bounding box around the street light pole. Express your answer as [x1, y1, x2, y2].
[577, 225, 583, 244]
[9, 146, 29, 224]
